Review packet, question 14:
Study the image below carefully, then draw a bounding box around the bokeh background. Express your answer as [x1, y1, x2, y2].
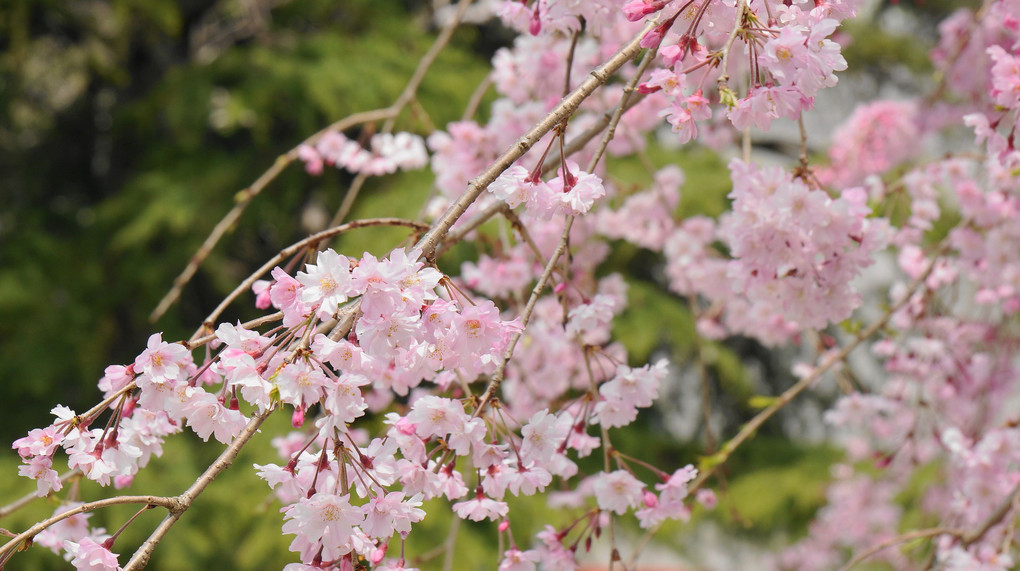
[0, 0, 975, 568]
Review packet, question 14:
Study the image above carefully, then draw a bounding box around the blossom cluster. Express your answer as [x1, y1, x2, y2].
[298, 131, 428, 177]
[11, 1, 1020, 570]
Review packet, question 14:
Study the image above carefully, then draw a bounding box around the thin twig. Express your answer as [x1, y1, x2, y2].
[440, 515, 461, 571]
[187, 311, 284, 349]
[150, 107, 397, 322]
[462, 76, 493, 121]
[587, 48, 658, 173]
[414, 19, 659, 262]
[687, 242, 949, 496]
[328, 0, 476, 229]
[962, 483, 1020, 547]
[543, 93, 648, 178]
[474, 215, 575, 414]
[836, 527, 959, 571]
[327, 171, 371, 229]
[840, 483, 1020, 571]
[715, 0, 748, 89]
[0, 470, 81, 520]
[380, 0, 476, 134]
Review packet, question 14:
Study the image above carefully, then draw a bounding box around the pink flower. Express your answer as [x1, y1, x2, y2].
[281, 492, 364, 561]
[696, 488, 717, 509]
[499, 548, 541, 571]
[550, 161, 605, 216]
[98, 365, 134, 395]
[297, 144, 323, 176]
[19, 455, 63, 497]
[520, 409, 569, 465]
[274, 361, 328, 408]
[453, 489, 509, 522]
[361, 492, 426, 538]
[13, 426, 63, 458]
[489, 165, 536, 208]
[64, 537, 121, 571]
[297, 248, 355, 319]
[660, 103, 697, 142]
[592, 470, 645, 514]
[407, 396, 467, 439]
[183, 389, 248, 444]
[134, 333, 190, 384]
[252, 279, 272, 309]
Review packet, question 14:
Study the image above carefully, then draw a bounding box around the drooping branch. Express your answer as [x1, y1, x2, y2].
[150, 107, 398, 322]
[414, 19, 659, 262]
[152, 0, 479, 323]
[123, 407, 274, 569]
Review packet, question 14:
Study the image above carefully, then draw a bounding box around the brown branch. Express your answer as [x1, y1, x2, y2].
[430, 82, 650, 260]
[123, 407, 274, 569]
[837, 527, 960, 571]
[327, 0, 477, 229]
[543, 92, 648, 178]
[0, 495, 178, 562]
[962, 482, 1020, 548]
[414, 19, 658, 262]
[839, 483, 1020, 571]
[687, 242, 949, 496]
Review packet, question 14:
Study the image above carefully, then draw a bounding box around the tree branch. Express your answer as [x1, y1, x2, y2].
[414, 19, 658, 262]
[124, 407, 274, 569]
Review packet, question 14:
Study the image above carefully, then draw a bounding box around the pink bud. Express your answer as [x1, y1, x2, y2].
[873, 452, 892, 469]
[640, 18, 675, 49]
[637, 82, 661, 95]
[371, 545, 388, 565]
[696, 489, 717, 510]
[661, 43, 684, 67]
[291, 407, 305, 428]
[642, 490, 658, 508]
[114, 474, 134, 490]
[640, 28, 663, 49]
[554, 282, 567, 294]
[622, 0, 668, 22]
[121, 397, 137, 418]
[395, 417, 417, 435]
[498, 520, 510, 532]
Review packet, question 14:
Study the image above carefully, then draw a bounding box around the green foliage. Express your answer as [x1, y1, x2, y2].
[841, 21, 933, 75]
[717, 438, 843, 536]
